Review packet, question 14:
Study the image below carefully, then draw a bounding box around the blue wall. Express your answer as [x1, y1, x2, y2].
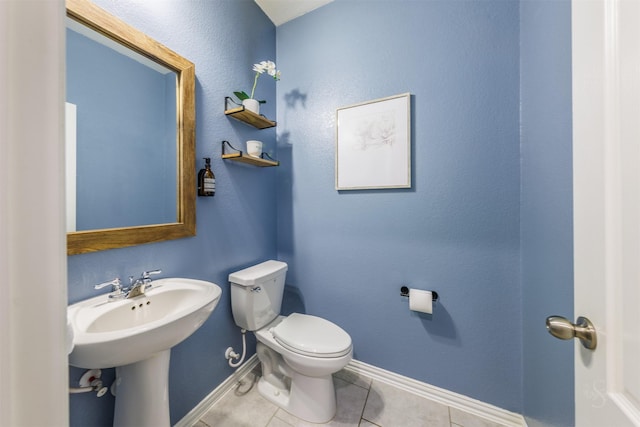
[67, 1, 277, 425]
[66, 1, 576, 425]
[276, 0, 523, 412]
[520, 1, 574, 426]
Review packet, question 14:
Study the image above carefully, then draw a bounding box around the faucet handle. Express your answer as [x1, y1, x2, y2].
[140, 269, 162, 292]
[94, 278, 126, 300]
[142, 269, 162, 279]
[94, 278, 122, 290]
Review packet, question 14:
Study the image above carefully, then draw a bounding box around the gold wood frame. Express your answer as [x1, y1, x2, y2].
[66, 0, 196, 255]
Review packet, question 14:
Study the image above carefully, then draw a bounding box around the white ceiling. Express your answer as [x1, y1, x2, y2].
[254, 0, 334, 26]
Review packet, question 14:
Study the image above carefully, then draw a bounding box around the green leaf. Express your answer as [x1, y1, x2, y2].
[233, 91, 249, 100]
[234, 91, 266, 104]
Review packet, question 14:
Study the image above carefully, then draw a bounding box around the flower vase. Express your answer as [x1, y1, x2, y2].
[242, 99, 260, 115]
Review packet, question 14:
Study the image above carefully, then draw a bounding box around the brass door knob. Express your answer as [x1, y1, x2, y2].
[546, 315, 597, 350]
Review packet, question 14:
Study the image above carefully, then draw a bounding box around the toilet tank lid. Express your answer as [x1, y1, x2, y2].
[228, 260, 288, 287]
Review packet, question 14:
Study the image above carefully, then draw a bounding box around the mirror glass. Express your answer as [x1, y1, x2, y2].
[66, 0, 195, 255]
[66, 18, 178, 232]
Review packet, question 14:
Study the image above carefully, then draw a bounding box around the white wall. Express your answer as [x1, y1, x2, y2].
[0, 1, 68, 425]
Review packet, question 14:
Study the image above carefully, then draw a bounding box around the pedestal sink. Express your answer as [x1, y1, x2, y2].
[67, 278, 222, 427]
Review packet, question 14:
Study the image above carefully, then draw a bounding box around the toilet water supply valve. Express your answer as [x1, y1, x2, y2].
[69, 369, 109, 397]
[225, 329, 247, 368]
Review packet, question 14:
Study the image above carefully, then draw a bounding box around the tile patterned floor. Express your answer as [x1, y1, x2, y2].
[193, 368, 509, 427]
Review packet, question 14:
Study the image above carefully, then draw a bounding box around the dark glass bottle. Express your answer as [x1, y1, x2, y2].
[198, 157, 215, 197]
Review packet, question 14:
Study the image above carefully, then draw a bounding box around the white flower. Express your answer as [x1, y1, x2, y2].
[253, 61, 267, 74]
[248, 60, 280, 99]
[264, 61, 275, 74]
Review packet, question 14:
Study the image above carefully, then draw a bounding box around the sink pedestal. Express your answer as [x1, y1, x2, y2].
[114, 350, 171, 427]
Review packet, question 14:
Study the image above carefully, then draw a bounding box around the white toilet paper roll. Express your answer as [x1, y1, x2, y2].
[409, 289, 433, 314]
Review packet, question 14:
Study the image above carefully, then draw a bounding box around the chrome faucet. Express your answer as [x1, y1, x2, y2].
[94, 269, 162, 301]
[126, 269, 162, 299]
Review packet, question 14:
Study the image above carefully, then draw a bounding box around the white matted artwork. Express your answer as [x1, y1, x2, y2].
[335, 92, 411, 190]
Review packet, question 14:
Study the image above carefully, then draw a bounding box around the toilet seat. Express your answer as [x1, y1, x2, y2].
[271, 313, 352, 358]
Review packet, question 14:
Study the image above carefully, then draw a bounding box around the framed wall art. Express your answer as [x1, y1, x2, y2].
[335, 92, 411, 190]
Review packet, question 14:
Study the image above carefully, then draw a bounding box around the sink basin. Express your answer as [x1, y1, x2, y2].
[68, 278, 221, 369]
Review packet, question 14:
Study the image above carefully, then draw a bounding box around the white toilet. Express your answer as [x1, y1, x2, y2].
[229, 260, 353, 423]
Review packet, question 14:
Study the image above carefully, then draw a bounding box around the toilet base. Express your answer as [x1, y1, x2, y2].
[257, 369, 337, 424]
[256, 342, 338, 423]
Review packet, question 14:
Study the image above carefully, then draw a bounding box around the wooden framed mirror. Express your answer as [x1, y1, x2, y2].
[66, 0, 195, 255]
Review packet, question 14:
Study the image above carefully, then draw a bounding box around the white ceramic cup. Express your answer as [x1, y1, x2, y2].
[246, 140, 263, 158]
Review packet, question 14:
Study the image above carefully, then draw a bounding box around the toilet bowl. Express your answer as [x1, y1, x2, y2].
[229, 261, 353, 423]
[255, 315, 352, 422]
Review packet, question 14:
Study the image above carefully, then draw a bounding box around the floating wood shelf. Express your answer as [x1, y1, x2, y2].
[222, 152, 279, 167]
[224, 97, 276, 129]
[221, 140, 279, 167]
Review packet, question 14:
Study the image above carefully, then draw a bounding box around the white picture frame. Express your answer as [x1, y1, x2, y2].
[335, 93, 411, 190]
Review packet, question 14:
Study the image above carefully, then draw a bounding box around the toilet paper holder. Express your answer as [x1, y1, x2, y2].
[400, 286, 438, 302]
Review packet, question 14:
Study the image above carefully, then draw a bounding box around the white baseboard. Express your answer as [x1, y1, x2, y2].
[174, 354, 259, 427]
[175, 356, 526, 427]
[345, 360, 527, 427]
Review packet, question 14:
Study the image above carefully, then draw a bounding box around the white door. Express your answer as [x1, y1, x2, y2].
[571, 0, 640, 425]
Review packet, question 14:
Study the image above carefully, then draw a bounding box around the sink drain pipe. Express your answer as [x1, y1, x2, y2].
[69, 381, 106, 395]
[69, 369, 109, 397]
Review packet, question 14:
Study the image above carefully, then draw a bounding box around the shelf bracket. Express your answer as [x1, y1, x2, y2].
[222, 140, 242, 156]
[261, 152, 278, 162]
[225, 96, 241, 111]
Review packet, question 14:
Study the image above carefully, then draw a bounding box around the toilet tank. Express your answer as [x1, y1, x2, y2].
[228, 260, 288, 331]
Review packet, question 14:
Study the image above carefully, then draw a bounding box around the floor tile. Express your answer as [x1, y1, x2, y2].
[334, 368, 372, 390]
[268, 416, 295, 427]
[197, 367, 518, 427]
[199, 375, 279, 427]
[449, 407, 508, 427]
[362, 380, 450, 427]
[273, 377, 369, 427]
